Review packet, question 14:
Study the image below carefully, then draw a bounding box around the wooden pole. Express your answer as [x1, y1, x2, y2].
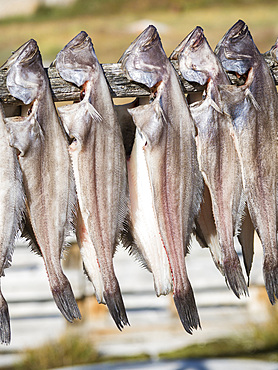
[0, 54, 277, 105]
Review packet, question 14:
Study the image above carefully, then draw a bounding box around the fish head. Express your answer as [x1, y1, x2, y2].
[119, 25, 168, 89]
[55, 31, 98, 87]
[170, 26, 212, 85]
[128, 101, 164, 150]
[215, 20, 257, 75]
[1, 39, 45, 105]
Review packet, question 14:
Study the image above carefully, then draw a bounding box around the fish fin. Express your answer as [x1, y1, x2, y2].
[223, 254, 249, 298]
[87, 101, 102, 122]
[238, 207, 255, 285]
[21, 215, 42, 257]
[103, 283, 129, 330]
[120, 216, 150, 271]
[51, 277, 81, 322]
[5, 116, 42, 156]
[207, 96, 222, 114]
[195, 185, 224, 274]
[263, 255, 278, 305]
[173, 284, 201, 334]
[245, 88, 261, 111]
[0, 295, 10, 344]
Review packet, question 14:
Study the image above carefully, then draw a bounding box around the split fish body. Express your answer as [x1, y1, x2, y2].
[215, 20, 278, 304]
[170, 26, 249, 297]
[116, 97, 172, 296]
[120, 25, 203, 334]
[3, 39, 80, 322]
[0, 105, 26, 344]
[127, 127, 173, 297]
[56, 31, 129, 330]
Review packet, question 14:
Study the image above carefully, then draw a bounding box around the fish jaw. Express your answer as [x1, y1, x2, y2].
[127, 128, 172, 297]
[55, 31, 98, 87]
[170, 26, 216, 85]
[120, 25, 167, 88]
[215, 20, 257, 75]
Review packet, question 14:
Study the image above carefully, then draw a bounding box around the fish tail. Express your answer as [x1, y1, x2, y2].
[223, 253, 248, 298]
[0, 294, 10, 344]
[173, 284, 201, 335]
[103, 282, 129, 331]
[263, 255, 278, 305]
[51, 276, 81, 322]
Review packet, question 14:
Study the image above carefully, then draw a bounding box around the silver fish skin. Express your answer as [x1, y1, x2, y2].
[56, 31, 129, 330]
[215, 20, 278, 304]
[121, 25, 204, 334]
[170, 26, 249, 297]
[0, 105, 26, 344]
[3, 39, 80, 322]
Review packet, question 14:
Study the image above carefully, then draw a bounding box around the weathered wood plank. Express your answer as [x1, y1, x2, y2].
[0, 55, 277, 105]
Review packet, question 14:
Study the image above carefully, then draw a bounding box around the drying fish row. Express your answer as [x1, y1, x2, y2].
[0, 19, 277, 344]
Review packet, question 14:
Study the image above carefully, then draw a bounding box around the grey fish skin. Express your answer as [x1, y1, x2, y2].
[56, 31, 129, 330]
[121, 25, 204, 334]
[170, 26, 248, 298]
[3, 39, 81, 322]
[215, 20, 278, 304]
[0, 104, 26, 344]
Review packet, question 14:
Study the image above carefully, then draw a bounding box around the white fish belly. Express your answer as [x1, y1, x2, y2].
[127, 129, 172, 296]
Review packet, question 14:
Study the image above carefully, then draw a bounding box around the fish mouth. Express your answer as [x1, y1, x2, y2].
[66, 31, 91, 52]
[0, 39, 39, 70]
[188, 26, 205, 50]
[119, 25, 160, 63]
[226, 19, 248, 42]
[216, 20, 252, 63]
[170, 26, 204, 60]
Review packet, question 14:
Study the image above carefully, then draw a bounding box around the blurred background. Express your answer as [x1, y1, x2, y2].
[0, 0, 278, 369]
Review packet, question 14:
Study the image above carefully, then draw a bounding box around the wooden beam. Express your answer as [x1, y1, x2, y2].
[0, 55, 277, 105]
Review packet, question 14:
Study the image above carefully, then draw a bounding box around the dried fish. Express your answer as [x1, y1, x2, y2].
[56, 31, 129, 330]
[216, 20, 278, 303]
[120, 25, 203, 333]
[3, 39, 80, 322]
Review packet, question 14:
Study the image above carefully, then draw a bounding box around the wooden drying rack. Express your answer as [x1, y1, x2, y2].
[0, 51, 277, 105]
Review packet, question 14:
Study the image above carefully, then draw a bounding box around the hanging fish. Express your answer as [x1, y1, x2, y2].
[120, 25, 203, 334]
[0, 104, 26, 344]
[170, 26, 251, 297]
[2, 39, 81, 322]
[55, 31, 129, 330]
[215, 20, 278, 304]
